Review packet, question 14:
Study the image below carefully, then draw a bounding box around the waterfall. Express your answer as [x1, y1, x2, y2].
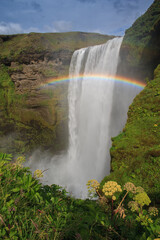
[67, 37, 123, 196]
[27, 37, 142, 198]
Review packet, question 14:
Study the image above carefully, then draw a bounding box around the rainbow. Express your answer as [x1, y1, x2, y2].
[40, 74, 146, 89]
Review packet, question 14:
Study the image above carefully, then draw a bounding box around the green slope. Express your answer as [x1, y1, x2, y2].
[101, 65, 160, 202]
[117, 0, 160, 81]
[0, 32, 113, 64]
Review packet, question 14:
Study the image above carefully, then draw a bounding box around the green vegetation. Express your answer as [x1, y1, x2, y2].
[124, 0, 160, 47]
[101, 64, 160, 203]
[88, 179, 160, 239]
[0, 32, 112, 155]
[0, 2, 160, 238]
[0, 153, 159, 239]
[0, 64, 26, 153]
[118, 0, 160, 80]
[0, 64, 24, 115]
[0, 64, 68, 155]
[0, 32, 112, 64]
[0, 153, 112, 240]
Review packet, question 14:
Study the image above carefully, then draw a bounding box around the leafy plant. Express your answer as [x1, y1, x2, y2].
[0, 152, 12, 161]
[87, 178, 160, 239]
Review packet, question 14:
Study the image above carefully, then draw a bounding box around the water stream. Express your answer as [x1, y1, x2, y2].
[28, 37, 142, 198]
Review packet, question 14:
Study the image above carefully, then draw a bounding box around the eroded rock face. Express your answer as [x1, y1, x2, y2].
[0, 53, 70, 155]
[9, 49, 72, 93]
[0, 32, 111, 155]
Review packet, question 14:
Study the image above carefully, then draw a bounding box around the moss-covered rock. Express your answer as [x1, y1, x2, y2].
[101, 65, 160, 203]
[117, 0, 160, 82]
[0, 32, 112, 155]
[0, 32, 113, 66]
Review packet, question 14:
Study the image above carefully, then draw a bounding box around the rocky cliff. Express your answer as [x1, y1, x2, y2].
[117, 0, 160, 82]
[0, 32, 113, 155]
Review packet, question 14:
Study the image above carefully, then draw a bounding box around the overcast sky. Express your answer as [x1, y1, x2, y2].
[0, 0, 154, 36]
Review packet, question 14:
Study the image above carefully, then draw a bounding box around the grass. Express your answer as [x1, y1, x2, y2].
[0, 64, 68, 155]
[118, 0, 160, 80]
[0, 153, 159, 240]
[0, 32, 113, 64]
[101, 64, 160, 203]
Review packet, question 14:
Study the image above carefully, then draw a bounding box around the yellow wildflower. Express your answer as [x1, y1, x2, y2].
[128, 201, 139, 212]
[87, 179, 100, 190]
[148, 207, 159, 217]
[34, 169, 43, 178]
[136, 186, 144, 193]
[87, 179, 100, 197]
[134, 192, 151, 207]
[13, 156, 25, 169]
[124, 182, 136, 193]
[102, 181, 122, 199]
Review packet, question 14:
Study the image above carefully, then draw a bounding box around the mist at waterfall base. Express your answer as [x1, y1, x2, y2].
[27, 37, 143, 198]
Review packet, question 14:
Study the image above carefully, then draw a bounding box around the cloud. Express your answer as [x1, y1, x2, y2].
[46, 20, 73, 32]
[0, 22, 22, 34]
[31, 1, 42, 12]
[0, 20, 72, 35]
[0, 22, 40, 34]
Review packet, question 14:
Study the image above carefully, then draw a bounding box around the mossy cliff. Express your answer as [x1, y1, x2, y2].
[101, 65, 160, 202]
[117, 0, 160, 82]
[101, 0, 160, 203]
[0, 32, 112, 155]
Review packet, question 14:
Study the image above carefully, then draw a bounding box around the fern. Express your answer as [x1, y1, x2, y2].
[0, 153, 12, 161]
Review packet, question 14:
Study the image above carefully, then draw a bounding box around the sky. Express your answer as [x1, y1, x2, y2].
[0, 0, 154, 36]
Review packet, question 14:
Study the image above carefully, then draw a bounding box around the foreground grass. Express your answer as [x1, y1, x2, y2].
[0, 153, 160, 240]
[0, 153, 111, 240]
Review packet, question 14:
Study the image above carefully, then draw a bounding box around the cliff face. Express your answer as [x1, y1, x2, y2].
[0, 32, 113, 154]
[117, 0, 160, 82]
[101, 0, 160, 202]
[101, 65, 160, 202]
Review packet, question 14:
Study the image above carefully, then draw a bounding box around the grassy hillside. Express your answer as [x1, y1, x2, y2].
[0, 32, 112, 65]
[101, 64, 160, 203]
[109, 1, 160, 201]
[117, 0, 160, 81]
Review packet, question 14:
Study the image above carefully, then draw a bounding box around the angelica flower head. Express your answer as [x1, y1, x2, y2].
[34, 169, 43, 178]
[87, 179, 100, 197]
[134, 192, 151, 207]
[128, 201, 139, 212]
[136, 186, 144, 193]
[87, 179, 100, 190]
[124, 182, 136, 193]
[102, 181, 122, 199]
[148, 207, 159, 217]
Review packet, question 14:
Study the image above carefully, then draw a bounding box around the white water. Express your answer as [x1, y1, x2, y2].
[67, 37, 123, 196]
[27, 37, 142, 198]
